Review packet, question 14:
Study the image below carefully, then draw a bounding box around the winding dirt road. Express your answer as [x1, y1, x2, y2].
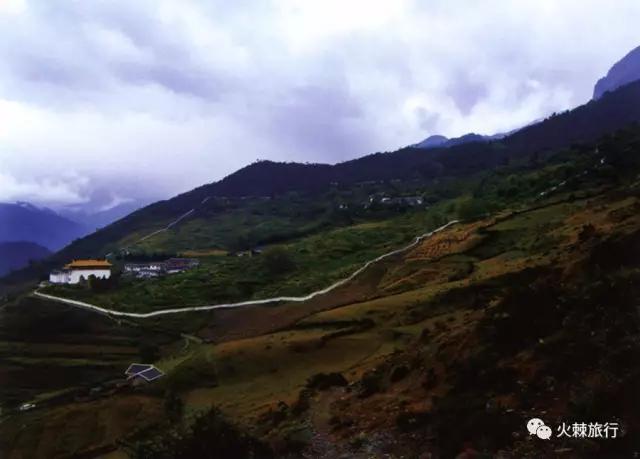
[33, 220, 459, 319]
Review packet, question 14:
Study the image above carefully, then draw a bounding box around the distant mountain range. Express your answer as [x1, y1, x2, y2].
[4, 45, 640, 286]
[166, 78, 640, 202]
[57, 200, 147, 231]
[3, 75, 640, 284]
[412, 132, 506, 149]
[415, 45, 640, 150]
[0, 203, 88, 251]
[0, 241, 51, 277]
[0, 200, 149, 275]
[594, 45, 640, 100]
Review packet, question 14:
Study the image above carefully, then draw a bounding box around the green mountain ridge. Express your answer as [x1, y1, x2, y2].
[4, 79, 640, 291]
[7, 41, 640, 458]
[4, 122, 640, 457]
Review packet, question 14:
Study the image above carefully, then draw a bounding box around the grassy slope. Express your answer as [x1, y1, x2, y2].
[5, 81, 640, 293]
[0, 298, 188, 458]
[42, 206, 455, 312]
[174, 187, 640, 457]
[38, 143, 600, 314]
[3, 127, 640, 457]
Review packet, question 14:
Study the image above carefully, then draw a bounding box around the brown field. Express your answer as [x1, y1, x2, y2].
[3, 186, 640, 457]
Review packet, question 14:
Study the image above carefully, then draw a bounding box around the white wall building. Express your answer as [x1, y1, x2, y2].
[123, 262, 164, 274]
[49, 259, 112, 285]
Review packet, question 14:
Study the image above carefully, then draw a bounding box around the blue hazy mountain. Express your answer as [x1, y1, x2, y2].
[412, 132, 506, 149]
[0, 202, 88, 251]
[0, 241, 51, 276]
[58, 200, 148, 231]
[594, 45, 640, 100]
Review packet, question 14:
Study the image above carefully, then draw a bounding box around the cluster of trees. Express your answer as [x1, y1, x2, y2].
[127, 407, 273, 459]
[4, 81, 640, 296]
[456, 198, 490, 221]
[262, 247, 296, 276]
[117, 251, 177, 262]
[76, 273, 120, 293]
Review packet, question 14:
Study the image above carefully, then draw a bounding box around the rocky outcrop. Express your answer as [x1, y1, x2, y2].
[593, 45, 640, 100]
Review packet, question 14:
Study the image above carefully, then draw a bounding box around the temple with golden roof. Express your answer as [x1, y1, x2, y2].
[49, 259, 112, 285]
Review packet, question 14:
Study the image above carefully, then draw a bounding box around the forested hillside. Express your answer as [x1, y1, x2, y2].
[4, 121, 640, 458]
[4, 80, 640, 291]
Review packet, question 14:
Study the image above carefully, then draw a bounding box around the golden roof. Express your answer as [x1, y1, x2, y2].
[64, 259, 112, 269]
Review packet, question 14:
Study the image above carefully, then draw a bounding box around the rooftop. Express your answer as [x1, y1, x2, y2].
[138, 367, 164, 381]
[125, 363, 164, 382]
[64, 259, 112, 269]
[125, 363, 153, 375]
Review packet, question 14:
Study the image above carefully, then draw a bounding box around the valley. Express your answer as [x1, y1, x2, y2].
[3, 124, 640, 457]
[4, 5, 640, 458]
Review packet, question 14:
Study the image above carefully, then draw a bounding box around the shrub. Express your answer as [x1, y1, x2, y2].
[259, 401, 289, 427]
[478, 271, 564, 355]
[138, 343, 160, 362]
[306, 372, 348, 391]
[128, 407, 273, 459]
[578, 224, 596, 242]
[262, 247, 295, 276]
[422, 367, 438, 391]
[163, 359, 218, 392]
[358, 369, 384, 398]
[275, 423, 313, 455]
[390, 365, 410, 383]
[163, 390, 184, 422]
[396, 410, 431, 432]
[291, 388, 313, 415]
[457, 198, 489, 221]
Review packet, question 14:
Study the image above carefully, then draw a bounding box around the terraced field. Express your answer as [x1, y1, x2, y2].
[3, 129, 640, 457]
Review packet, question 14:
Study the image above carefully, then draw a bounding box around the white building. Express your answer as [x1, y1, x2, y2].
[123, 262, 164, 278]
[49, 259, 112, 284]
[123, 258, 199, 278]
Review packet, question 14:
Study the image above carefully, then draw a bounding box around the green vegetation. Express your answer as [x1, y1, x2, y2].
[42, 203, 457, 312]
[262, 246, 296, 276]
[125, 407, 273, 459]
[4, 125, 640, 457]
[0, 297, 173, 410]
[41, 126, 639, 314]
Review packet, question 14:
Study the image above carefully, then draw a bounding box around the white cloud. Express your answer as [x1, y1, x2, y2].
[0, 171, 89, 206]
[0, 0, 26, 15]
[96, 194, 134, 212]
[0, 0, 639, 208]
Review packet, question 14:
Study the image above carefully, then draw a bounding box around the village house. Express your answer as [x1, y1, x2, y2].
[231, 248, 263, 257]
[164, 257, 199, 274]
[366, 194, 425, 208]
[49, 259, 112, 285]
[125, 363, 164, 385]
[380, 196, 424, 206]
[123, 261, 165, 279]
[123, 257, 199, 278]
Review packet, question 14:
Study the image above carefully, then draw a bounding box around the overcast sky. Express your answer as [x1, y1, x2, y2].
[1, 0, 639, 209]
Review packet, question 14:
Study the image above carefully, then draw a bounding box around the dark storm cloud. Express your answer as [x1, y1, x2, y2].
[113, 63, 225, 101]
[264, 84, 373, 158]
[1, 0, 237, 103]
[446, 75, 488, 116]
